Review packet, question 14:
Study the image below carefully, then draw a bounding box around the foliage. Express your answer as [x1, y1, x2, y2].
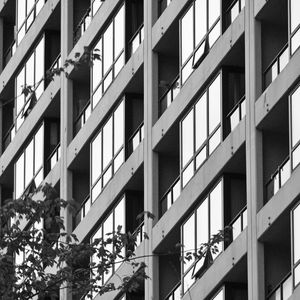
[0, 184, 147, 300]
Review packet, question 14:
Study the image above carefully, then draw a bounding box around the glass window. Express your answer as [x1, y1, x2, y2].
[182, 110, 194, 167]
[180, 74, 222, 187]
[14, 124, 44, 199]
[181, 180, 223, 293]
[181, 6, 194, 64]
[17, 0, 26, 30]
[293, 204, 300, 264]
[180, 0, 221, 85]
[211, 287, 224, 300]
[92, 5, 125, 109]
[91, 101, 125, 202]
[291, 0, 300, 33]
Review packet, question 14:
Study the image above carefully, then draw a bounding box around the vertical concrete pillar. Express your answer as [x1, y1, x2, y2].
[144, 1, 159, 300]
[245, 1, 265, 299]
[60, 1, 73, 300]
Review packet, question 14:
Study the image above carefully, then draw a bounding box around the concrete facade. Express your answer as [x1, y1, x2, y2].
[1, 0, 300, 299]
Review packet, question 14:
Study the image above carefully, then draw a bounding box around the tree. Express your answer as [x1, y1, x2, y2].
[0, 183, 148, 300]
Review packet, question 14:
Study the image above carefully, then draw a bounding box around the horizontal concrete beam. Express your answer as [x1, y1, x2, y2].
[73, 141, 144, 242]
[152, 10, 245, 150]
[66, 0, 122, 76]
[67, 44, 143, 168]
[254, 0, 267, 17]
[96, 242, 145, 300]
[257, 164, 300, 239]
[0, 0, 60, 96]
[152, 0, 188, 50]
[0, 77, 60, 179]
[182, 229, 247, 300]
[255, 48, 300, 128]
[152, 118, 246, 251]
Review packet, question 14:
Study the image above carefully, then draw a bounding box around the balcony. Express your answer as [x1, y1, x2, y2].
[159, 75, 180, 115]
[74, 99, 91, 136]
[160, 176, 180, 216]
[224, 0, 245, 30]
[45, 143, 61, 174]
[266, 156, 291, 202]
[128, 122, 144, 156]
[226, 95, 246, 133]
[267, 272, 292, 300]
[229, 206, 247, 243]
[165, 282, 181, 300]
[264, 43, 289, 89]
[73, 194, 91, 229]
[128, 24, 144, 58]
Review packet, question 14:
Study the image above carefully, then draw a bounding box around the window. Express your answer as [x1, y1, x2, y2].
[90, 100, 124, 202]
[16, 0, 45, 45]
[15, 36, 45, 131]
[180, 73, 222, 188]
[290, 0, 300, 55]
[181, 180, 223, 294]
[15, 124, 44, 199]
[211, 287, 225, 300]
[91, 197, 125, 296]
[180, 0, 221, 85]
[290, 84, 300, 170]
[92, 4, 125, 109]
[292, 202, 300, 289]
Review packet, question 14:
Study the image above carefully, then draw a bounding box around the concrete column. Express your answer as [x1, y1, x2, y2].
[144, 1, 159, 300]
[60, 1, 73, 300]
[245, 0, 265, 299]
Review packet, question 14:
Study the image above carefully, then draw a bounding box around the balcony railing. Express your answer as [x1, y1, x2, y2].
[266, 156, 291, 202]
[73, 194, 91, 229]
[226, 95, 246, 132]
[128, 122, 144, 155]
[129, 24, 144, 57]
[229, 206, 247, 242]
[133, 221, 144, 250]
[165, 282, 181, 300]
[3, 40, 17, 67]
[225, 0, 245, 29]
[49, 54, 61, 73]
[74, 8, 92, 45]
[46, 143, 61, 173]
[160, 176, 180, 216]
[2, 124, 16, 152]
[264, 43, 289, 89]
[159, 75, 180, 115]
[74, 100, 92, 135]
[267, 272, 292, 300]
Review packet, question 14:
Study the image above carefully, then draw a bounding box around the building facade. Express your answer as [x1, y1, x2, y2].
[0, 0, 300, 299]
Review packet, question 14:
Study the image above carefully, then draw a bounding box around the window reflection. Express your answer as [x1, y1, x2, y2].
[181, 180, 223, 293]
[180, 74, 222, 188]
[92, 5, 125, 109]
[180, 0, 221, 85]
[14, 124, 44, 199]
[90, 100, 125, 202]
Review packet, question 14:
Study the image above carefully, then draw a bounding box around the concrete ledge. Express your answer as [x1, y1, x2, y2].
[152, 10, 244, 150]
[152, 0, 189, 50]
[73, 141, 144, 242]
[66, 0, 122, 75]
[254, 0, 267, 17]
[67, 44, 143, 168]
[182, 229, 247, 300]
[255, 48, 300, 128]
[0, 0, 60, 96]
[152, 118, 246, 251]
[0, 77, 60, 178]
[257, 164, 300, 239]
[96, 242, 145, 300]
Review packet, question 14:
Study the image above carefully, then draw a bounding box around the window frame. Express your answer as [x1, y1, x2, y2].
[181, 178, 224, 294]
[289, 0, 300, 56]
[91, 3, 125, 110]
[90, 99, 125, 203]
[292, 201, 300, 290]
[180, 72, 223, 189]
[179, 0, 222, 85]
[14, 123, 44, 199]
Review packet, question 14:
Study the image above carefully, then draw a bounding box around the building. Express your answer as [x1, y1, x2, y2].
[0, 0, 300, 299]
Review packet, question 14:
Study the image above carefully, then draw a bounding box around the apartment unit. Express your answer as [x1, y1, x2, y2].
[0, 0, 300, 299]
